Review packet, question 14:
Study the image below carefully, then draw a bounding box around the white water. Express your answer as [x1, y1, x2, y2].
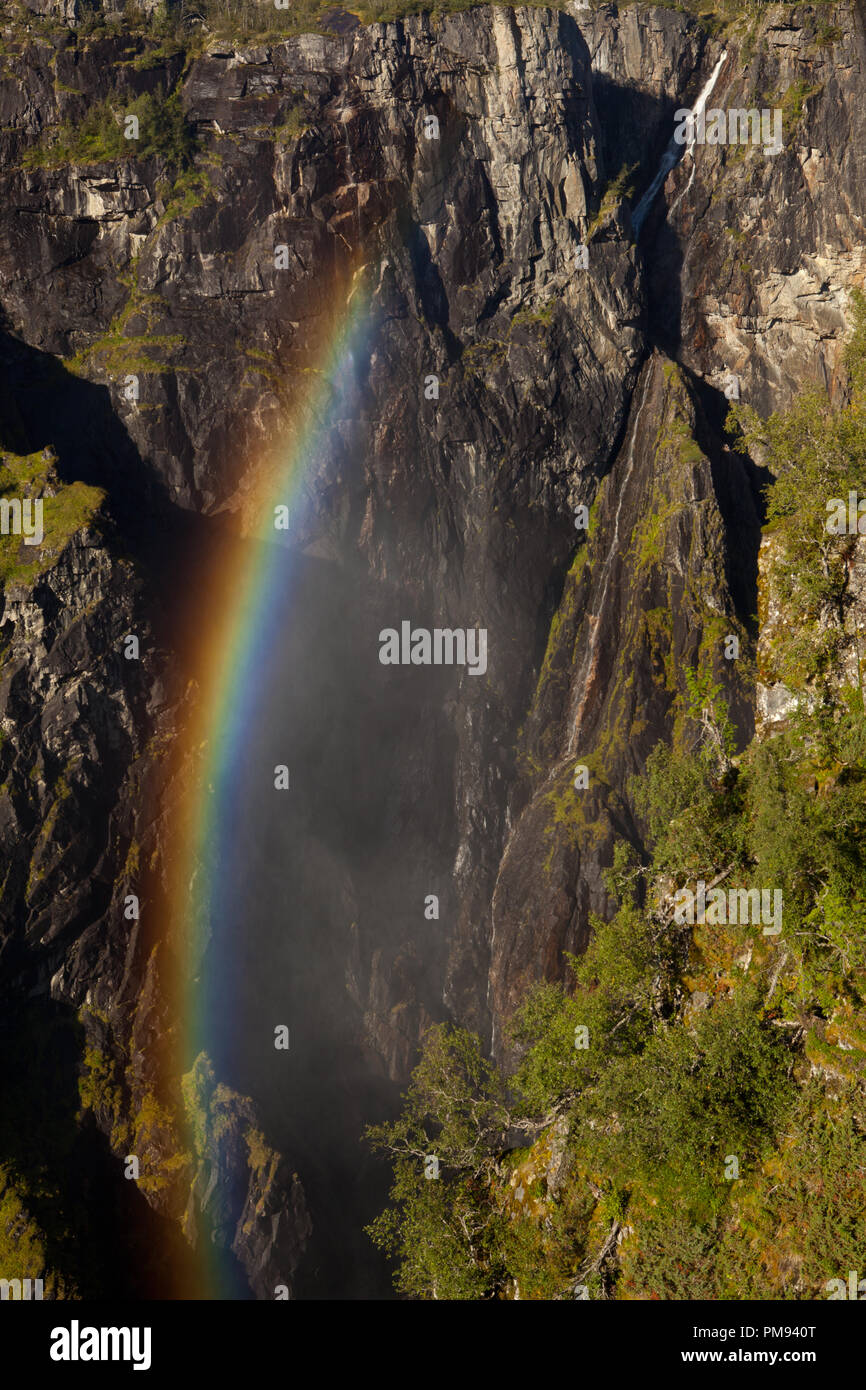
[337, 104, 360, 251]
[566, 367, 653, 756]
[630, 50, 728, 237]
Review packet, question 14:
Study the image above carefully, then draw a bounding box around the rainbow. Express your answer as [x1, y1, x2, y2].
[171, 265, 373, 1297]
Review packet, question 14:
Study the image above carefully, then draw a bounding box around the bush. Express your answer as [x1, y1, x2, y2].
[24, 88, 196, 170]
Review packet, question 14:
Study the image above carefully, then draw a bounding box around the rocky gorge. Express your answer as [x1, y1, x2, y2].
[0, 0, 863, 1298]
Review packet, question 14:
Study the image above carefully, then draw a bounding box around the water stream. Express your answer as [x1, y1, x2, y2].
[631, 50, 728, 237]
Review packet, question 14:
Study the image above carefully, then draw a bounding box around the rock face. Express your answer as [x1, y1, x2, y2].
[630, 2, 866, 409]
[0, 1, 863, 1296]
[756, 529, 866, 736]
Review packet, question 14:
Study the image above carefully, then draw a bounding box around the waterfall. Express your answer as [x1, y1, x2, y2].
[630, 50, 728, 238]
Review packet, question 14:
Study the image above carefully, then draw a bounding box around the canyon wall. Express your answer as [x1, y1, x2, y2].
[0, 0, 862, 1295]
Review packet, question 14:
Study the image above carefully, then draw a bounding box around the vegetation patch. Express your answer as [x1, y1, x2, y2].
[0, 450, 104, 589]
[23, 86, 196, 170]
[367, 297, 866, 1299]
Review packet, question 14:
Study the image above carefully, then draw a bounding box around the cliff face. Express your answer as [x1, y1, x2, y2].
[0, 0, 863, 1296]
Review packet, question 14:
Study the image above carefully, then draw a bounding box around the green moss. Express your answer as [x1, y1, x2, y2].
[462, 338, 508, 382]
[63, 259, 185, 381]
[156, 162, 219, 227]
[78, 1047, 130, 1150]
[78, 1003, 110, 1029]
[804, 1029, 866, 1083]
[246, 1126, 275, 1176]
[642, 607, 679, 696]
[128, 39, 185, 71]
[776, 79, 824, 132]
[124, 839, 141, 880]
[0, 450, 104, 589]
[510, 300, 555, 332]
[0, 1168, 59, 1293]
[814, 22, 843, 46]
[462, 299, 558, 388]
[634, 505, 669, 569]
[64, 335, 185, 378]
[128, 1091, 181, 1191]
[543, 757, 610, 869]
[629, 371, 705, 575]
[588, 161, 639, 237]
[242, 346, 281, 387]
[274, 100, 310, 144]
